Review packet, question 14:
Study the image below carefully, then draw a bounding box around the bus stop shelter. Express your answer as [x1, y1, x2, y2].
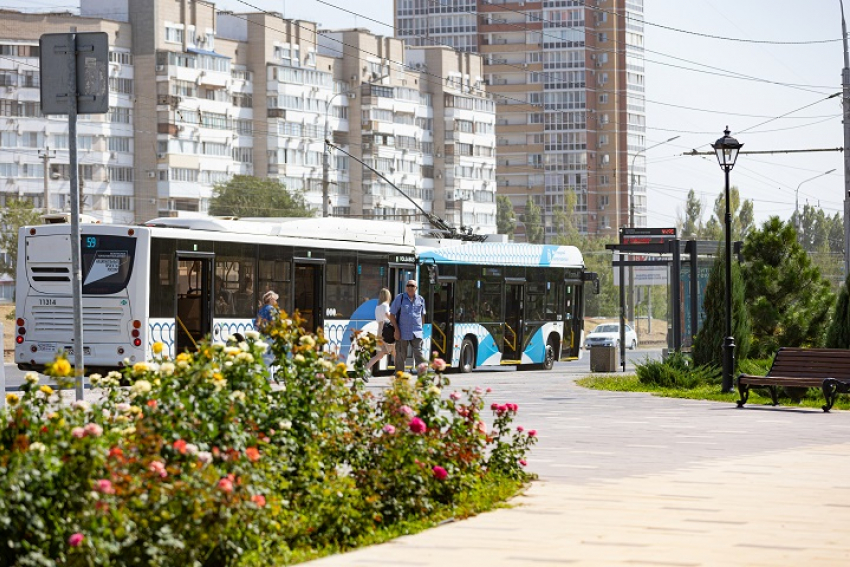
[605, 239, 742, 371]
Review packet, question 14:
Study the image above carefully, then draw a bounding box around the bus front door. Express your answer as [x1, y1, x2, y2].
[430, 281, 453, 361]
[175, 254, 213, 355]
[294, 262, 323, 333]
[503, 282, 524, 362]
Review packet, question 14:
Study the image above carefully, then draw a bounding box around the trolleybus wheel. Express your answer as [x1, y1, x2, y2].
[459, 339, 475, 373]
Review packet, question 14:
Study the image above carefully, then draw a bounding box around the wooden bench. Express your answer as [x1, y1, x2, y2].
[737, 347, 850, 412]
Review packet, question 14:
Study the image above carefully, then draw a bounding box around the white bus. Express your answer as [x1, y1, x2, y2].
[14, 217, 417, 374]
[417, 241, 591, 372]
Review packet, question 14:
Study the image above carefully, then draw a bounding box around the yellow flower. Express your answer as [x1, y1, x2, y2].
[5, 393, 20, 407]
[132, 362, 150, 375]
[52, 358, 72, 377]
[39, 385, 55, 396]
[176, 352, 192, 363]
[152, 342, 164, 355]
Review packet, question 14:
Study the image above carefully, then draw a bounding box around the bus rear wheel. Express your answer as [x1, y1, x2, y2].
[541, 342, 556, 371]
[458, 339, 475, 373]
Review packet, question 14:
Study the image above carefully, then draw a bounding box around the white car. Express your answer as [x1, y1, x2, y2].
[584, 323, 638, 350]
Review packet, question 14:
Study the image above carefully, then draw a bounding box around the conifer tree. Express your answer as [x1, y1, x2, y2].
[825, 274, 850, 348]
[693, 249, 751, 369]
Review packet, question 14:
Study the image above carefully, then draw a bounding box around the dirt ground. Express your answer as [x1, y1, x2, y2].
[585, 317, 668, 346]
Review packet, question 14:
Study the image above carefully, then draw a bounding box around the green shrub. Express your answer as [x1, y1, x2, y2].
[636, 351, 721, 389]
[0, 312, 537, 565]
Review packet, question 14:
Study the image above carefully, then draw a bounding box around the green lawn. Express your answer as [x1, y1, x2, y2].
[576, 373, 850, 411]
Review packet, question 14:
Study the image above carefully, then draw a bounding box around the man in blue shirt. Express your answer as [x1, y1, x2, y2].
[389, 279, 427, 369]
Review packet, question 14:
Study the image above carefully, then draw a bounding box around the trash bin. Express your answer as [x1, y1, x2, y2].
[590, 345, 617, 372]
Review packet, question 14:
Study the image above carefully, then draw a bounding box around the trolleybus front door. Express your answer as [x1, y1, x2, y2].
[175, 254, 213, 355]
[429, 280, 453, 361]
[503, 282, 524, 362]
[294, 262, 323, 333]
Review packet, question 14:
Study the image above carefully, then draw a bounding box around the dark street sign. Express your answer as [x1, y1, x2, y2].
[40, 32, 109, 115]
[620, 227, 677, 245]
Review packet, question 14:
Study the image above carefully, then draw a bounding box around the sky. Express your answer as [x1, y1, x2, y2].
[12, 0, 849, 233]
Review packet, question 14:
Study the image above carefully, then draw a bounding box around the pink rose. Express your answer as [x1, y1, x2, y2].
[432, 465, 448, 480]
[251, 494, 266, 507]
[68, 532, 84, 547]
[71, 427, 85, 439]
[83, 423, 103, 437]
[477, 421, 487, 435]
[517, 426, 524, 433]
[382, 424, 396, 435]
[218, 478, 234, 493]
[409, 417, 427, 434]
[432, 358, 447, 372]
[399, 405, 414, 417]
[449, 391, 462, 401]
[519, 459, 527, 467]
[94, 479, 115, 495]
[417, 362, 429, 375]
[528, 429, 537, 437]
[149, 460, 167, 478]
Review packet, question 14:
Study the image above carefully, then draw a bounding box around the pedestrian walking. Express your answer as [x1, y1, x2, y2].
[389, 279, 427, 369]
[366, 288, 395, 373]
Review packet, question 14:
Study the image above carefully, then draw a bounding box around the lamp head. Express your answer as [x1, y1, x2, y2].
[711, 127, 743, 170]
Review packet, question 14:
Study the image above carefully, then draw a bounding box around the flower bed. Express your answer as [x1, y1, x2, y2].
[0, 313, 536, 565]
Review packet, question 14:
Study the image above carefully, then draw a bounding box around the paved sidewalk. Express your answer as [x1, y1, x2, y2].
[307, 363, 850, 566]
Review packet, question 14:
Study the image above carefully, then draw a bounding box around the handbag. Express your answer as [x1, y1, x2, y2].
[381, 321, 396, 344]
[380, 300, 402, 344]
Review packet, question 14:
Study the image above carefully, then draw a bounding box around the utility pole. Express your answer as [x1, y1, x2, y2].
[841, 0, 850, 278]
[38, 146, 55, 214]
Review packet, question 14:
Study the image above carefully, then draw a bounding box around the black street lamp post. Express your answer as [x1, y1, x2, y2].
[711, 127, 743, 393]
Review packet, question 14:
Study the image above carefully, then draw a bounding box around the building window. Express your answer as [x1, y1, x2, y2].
[108, 195, 132, 210]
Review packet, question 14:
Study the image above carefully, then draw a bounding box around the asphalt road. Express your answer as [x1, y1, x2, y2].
[2, 347, 661, 391]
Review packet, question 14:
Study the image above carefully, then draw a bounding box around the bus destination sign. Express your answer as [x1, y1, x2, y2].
[620, 227, 676, 245]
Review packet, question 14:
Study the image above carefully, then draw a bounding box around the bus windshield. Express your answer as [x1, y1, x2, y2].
[81, 235, 136, 295]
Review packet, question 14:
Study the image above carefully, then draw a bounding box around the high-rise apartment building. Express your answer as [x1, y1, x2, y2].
[396, 0, 646, 239]
[0, 0, 497, 235]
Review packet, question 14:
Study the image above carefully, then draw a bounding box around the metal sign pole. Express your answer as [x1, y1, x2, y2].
[67, 33, 85, 400]
[41, 30, 107, 400]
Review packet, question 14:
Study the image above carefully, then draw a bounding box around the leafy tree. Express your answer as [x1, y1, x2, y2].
[825, 274, 850, 348]
[692, 248, 751, 369]
[738, 199, 755, 240]
[678, 189, 703, 239]
[552, 188, 580, 243]
[521, 196, 544, 244]
[742, 217, 835, 357]
[0, 199, 42, 279]
[209, 175, 313, 218]
[795, 205, 843, 289]
[496, 195, 517, 238]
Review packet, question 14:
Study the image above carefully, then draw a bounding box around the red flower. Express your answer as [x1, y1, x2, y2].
[245, 447, 261, 462]
[218, 478, 234, 493]
[251, 494, 266, 507]
[108, 446, 123, 460]
[408, 417, 427, 434]
[172, 439, 187, 455]
[68, 533, 84, 547]
[432, 465, 448, 480]
[146, 399, 157, 409]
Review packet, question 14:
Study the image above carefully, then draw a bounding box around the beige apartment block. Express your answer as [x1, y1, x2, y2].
[396, 0, 646, 240]
[0, 0, 497, 236]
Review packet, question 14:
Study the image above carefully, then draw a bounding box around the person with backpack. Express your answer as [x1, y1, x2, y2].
[366, 288, 394, 373]
[388, 279, 427, 369]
